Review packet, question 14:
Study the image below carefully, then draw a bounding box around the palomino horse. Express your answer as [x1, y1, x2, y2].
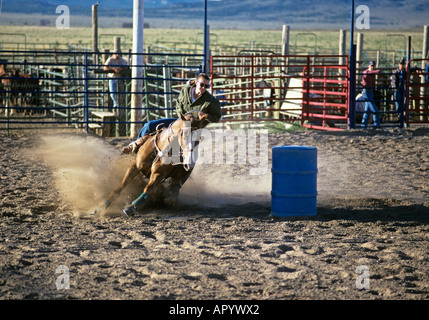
[91, 111, 209, 217]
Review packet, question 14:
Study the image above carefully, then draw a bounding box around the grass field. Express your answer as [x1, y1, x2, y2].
[0, 24, 425, 59]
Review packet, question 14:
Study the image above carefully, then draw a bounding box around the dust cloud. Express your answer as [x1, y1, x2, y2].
[180, 164, 271, 207]
[33, 133, 360, 217]
[33, 134, 273, 214]
[34, 135, 132, 216]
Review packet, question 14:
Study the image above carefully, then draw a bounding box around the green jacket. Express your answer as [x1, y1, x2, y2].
[175, 82, 222, 124]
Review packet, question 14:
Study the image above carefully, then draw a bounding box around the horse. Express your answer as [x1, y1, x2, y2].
[0, 67, 40, 115]
[91, 111, 209, 217]
[14, 72, 41, 114]
[0, 64, 12, 114]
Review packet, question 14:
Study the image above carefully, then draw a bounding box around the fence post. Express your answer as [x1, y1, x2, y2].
[356, 33, 364, 70]
[114, 36, 121, 52]
[422, 25, 428, 69]
[339, 29, 346, 76]
[84, 52, 89, 134]
[92, 3, 98, 66]
[405, 65, 410, 127]
[203, 0, 209, 73]
[282, 25, 290, 56]
[163, 65, 171, 118]
[282, 25, 290, 75]
[302, 57, 311, 127]
[349, 44, 357, 129]
[131, 0, 144, 137]
[250, 56, 254, 121]
[421, 26, 428, 123]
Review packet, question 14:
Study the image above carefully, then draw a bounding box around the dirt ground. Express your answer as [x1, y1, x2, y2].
[0, 126, 428, 301]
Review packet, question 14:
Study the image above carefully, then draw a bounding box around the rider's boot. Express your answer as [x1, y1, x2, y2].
[122, 134, 151, 154]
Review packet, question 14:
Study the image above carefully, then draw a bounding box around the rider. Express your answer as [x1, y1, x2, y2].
[122, 72, 222, 200]
[122, 72, 221, 154]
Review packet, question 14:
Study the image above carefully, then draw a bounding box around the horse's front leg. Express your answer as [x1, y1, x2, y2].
[90, 159, 140, 216]
[123, 168, 166, 217]
[106, 163, 141, 206]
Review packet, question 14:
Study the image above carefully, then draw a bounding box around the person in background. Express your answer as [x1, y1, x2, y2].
[104, 50, 128, 114]
[391, 58, 406, 122]
[361, 60, 381, 128]
[423, 52, 429, 119]
[424, 51, 429, 85]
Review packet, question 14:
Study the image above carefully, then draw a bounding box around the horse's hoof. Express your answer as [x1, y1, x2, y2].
[90, 207, 100, 216]
[89, 200, 110, 216]
[123, 205, 136, 217]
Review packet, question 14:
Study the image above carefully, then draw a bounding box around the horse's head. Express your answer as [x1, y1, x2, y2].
[180, 110, 209, 130]
[171, 111, 209, 169]
[177, 111, 208, 148]
[156, 111, 209, 168]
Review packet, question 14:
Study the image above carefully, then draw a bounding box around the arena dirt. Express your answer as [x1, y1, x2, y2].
[0, 127, 428, 300]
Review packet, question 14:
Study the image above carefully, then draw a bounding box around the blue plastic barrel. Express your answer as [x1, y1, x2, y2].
[271, 145, 317, 217]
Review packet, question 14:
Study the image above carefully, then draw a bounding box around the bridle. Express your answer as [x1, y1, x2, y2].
[153, 114, 201, 170]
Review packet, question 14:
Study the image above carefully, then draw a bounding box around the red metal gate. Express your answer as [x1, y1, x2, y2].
[210, 54, 349, 130]
[405, 58, 429, 126]
[302, 64, 349, 130]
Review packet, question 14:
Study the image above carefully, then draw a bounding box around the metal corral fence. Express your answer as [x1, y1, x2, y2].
[211, 54, 350, 130]
[211, 53, 429, 130]
[0, 49, 203, 135]
[2, 50, 428, 135]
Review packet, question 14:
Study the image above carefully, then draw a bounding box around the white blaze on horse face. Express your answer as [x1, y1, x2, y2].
[160, 120, 199, 166]
[183, 127, 195, 167]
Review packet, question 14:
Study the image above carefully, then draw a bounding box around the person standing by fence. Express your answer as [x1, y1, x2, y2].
[425, 51, 429, 83]
[361, 60, 381, 128]
[391, 58, 406, 123]
[104, 50, 128, 115]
